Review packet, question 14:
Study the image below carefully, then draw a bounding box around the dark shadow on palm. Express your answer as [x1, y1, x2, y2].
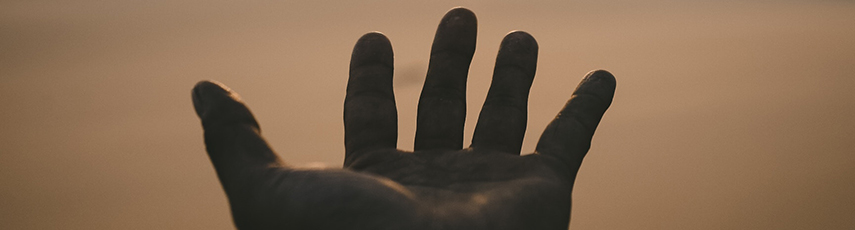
[192, 7, 616, 230]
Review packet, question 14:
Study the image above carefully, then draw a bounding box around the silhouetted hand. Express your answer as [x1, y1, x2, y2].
[192, 7, 615, 230]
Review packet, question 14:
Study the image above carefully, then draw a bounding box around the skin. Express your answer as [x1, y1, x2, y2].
[192, 7, 616, 230]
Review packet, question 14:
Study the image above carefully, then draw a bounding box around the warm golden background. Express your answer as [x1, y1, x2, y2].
[2, 0, 853, 229]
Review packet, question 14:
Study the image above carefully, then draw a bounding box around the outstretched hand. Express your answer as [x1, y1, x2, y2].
[193, 8, 615, 230]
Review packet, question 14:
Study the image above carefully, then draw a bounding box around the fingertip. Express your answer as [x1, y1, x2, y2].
[575, 69, 616, 103]
[191, 80, 256, 129]
[193, 80, 233, 96]
[430, 7, 477, 56]
[448, 6, 475, 14]
[357, 31, 390, 43]
[193, 80, 232, 118]
[583, 69, 616, 91]
[494, 31, 538, 75]
[351, 32, 393, 69]
[585, 69, 616, 84]
[500, 31, 538, 55]
[443, 7, 477, 26]
[504, 31, 537, 44]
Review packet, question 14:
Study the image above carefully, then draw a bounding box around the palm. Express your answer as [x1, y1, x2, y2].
[353, 149, 574, 229]
[192, 8, 615, 230]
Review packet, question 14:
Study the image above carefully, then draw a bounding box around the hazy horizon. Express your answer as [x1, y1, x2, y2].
[2, 1, 853, 229]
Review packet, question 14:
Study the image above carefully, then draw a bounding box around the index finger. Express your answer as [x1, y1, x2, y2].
[535, 70, 616, 176]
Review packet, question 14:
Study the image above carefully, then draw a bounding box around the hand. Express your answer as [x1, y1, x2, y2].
[192, 7, 616, 230]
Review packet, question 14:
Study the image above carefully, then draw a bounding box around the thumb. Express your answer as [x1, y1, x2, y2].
[192, 80, 283, 189]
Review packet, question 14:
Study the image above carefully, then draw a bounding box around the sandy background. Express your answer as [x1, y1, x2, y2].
[2, 0, 853, 229]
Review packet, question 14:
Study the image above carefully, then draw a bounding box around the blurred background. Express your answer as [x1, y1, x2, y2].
[2, 0, 853, 229]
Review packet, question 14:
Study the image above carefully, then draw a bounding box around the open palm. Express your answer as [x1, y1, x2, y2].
[192, 8, 616, 230]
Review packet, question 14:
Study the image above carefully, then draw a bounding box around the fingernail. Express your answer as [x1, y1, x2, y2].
[583, 69, 615, 83]
[444, 7, 476, 25]
[192, 80, 232, 118]
[502, 31, 538, 54]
